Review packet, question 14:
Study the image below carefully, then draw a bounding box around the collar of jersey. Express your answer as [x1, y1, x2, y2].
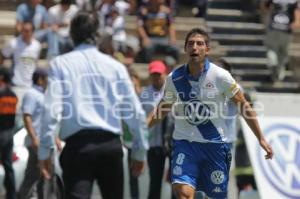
[33, 85, 44, 93]
[184, 58, 210, 82]
[75, 43, 96, 50]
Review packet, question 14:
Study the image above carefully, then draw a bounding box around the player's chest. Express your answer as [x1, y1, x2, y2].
[189, 79, 221, 101]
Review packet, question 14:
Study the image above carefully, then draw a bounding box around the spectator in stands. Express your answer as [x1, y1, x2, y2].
[76, 0, 94, 11]
[107, 5, 128, 51]
[98, 31, 139, 68]
[261, 0, 300, 81]
[0, 22, 41, 104]
[47, 0, 79, 58]
[96, 0, 117, 34]
[0, 68, 18, 199]
[133, 0, 176, 12]
[16, 0, 48, 42]
[137, 0, 179, 63]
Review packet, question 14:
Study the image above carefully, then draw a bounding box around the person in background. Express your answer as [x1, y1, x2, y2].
[0, 22, 41, 126]
[140, 60, 170, 199]
[16, 0, 48, 43]
[261, 0, 300, 81]
[18, 69, 62, 199]
[47, 0, 79, 58]
[137, 0, 179, 63]
[0, 22, 41, 89]
[0, 68, 18, 199]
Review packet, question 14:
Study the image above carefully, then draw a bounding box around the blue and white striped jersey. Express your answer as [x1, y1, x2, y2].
[163, 60, 239, 143]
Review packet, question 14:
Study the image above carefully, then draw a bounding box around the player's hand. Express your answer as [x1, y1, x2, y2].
[259, 138, 274, 159]
[39, 157, 53, 180]
[130, 159, 145, 177]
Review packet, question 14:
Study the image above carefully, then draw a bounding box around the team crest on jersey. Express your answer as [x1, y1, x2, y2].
[211, 170, 225, 185]
[204, 82, 215, 89]
[184, 99, 211, 125]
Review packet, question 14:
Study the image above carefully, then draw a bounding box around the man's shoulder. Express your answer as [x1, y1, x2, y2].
[36, 4, 47, 13]
[69, 4, 79, 13]
[48, 4, 60, 14]
[170, 64, 185, 79]
[30, 39, 41, 48]
[208, 62, 230, 77]
[53, 47, 126, 71]
[0, 87, 17, 98]
[16, 3, 28, 12]
[24, 87, 39, 98]
[8, 37, 18, 46]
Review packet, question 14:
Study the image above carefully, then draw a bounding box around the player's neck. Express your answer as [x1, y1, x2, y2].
[187, 61, 205, 78]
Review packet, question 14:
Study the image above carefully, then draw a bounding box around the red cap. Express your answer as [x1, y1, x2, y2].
[148, 60, 167, 74]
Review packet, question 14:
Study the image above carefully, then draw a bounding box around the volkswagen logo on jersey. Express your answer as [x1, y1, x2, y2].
[258, 124, 300, 198]
[183, 99, 211, 125]
[211, 170, 225, 185]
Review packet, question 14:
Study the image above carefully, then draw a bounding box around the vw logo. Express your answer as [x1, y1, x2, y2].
[183, 99, 211, 125]
[258, 124, 300, 198]
[211, 170, 225, 185]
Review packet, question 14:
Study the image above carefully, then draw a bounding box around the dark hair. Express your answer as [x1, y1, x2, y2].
[217, 58, 232, 73]
[184, 28, 210, 49]
[61, 0, 73, 5]
[22, 21, 35, 32]
[0, 67, 11, 83]
[32, 68, 48, 85]
[70, 12, 99, 46]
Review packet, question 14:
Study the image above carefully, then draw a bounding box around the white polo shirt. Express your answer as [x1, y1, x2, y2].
[1, 36, 41, 87]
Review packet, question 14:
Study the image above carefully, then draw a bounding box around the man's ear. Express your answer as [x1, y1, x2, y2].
[205, 46, 210, 55]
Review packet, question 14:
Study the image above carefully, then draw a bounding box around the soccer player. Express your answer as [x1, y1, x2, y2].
[147, 28, 273, 199]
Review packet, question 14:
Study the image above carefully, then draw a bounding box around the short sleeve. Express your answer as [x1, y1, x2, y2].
[22, 91, 37, 115]
[48, 8, 56, 24]
[219, 70, 239, 98]
[38, 5, 48, 23]
[16, 4, 25, 22]
[163, 75, 177, 104]
[1, 39, 15, 58]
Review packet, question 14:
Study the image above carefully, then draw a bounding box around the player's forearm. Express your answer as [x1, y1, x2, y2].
[23, 115, 38, 141]
[240, 102, 264, 141]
